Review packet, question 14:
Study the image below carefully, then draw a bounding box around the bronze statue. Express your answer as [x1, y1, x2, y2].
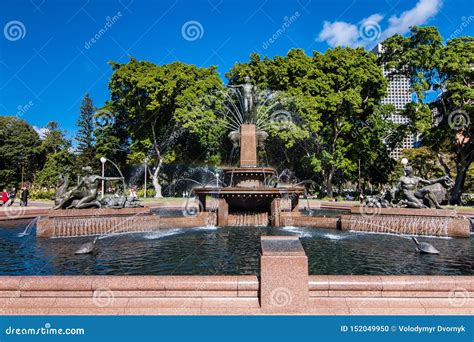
[54, 173, 69, 206]
[228, 76, 257, 116]
[395, 166, 451, 209]
[53, 167, 123, 210]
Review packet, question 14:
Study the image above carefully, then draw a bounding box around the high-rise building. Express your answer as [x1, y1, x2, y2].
[371, 44, 415, 159]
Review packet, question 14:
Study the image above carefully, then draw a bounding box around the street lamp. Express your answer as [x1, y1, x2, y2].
[401, 158, 409, 166]
[100, 157, 107, 199]
[144, 157, 149, 199]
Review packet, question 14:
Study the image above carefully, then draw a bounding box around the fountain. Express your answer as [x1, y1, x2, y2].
[35, 77, 470, 239]
[193, 77, 305, 226]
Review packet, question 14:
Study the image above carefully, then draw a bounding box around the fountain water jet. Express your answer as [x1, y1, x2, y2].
[193, 77, 304, 226]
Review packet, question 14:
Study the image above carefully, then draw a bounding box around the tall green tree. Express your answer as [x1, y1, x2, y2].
[35, 122, 75, 189]
[0, 117, 42, 188]
[75, 93, 97, 170]
[105, 58, 226, 197]
[381, 27, 473, 203]
[227, 48, 392, 196]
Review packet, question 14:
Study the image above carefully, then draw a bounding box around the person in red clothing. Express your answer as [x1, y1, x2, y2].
[1, 189, 8, 206]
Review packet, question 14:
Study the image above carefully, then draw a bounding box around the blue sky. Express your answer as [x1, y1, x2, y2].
[0, 0, 472, 137]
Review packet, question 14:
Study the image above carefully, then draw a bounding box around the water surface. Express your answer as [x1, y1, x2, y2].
[0, 222, 471, 275]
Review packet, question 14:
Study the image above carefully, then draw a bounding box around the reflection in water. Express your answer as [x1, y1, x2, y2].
[0, 223, 472, 276]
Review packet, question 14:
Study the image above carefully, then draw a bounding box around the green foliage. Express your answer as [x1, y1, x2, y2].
[35, 149, 75, 189]
[0, 117, 42, 188]
[381, 27, 473, 203]
[401, 147, 446, 180]
[14, 27, 471, 204]
[34, 121, 75, 189]
[29, 189, 55, 200]
[106, 58, 227, 168]
[75, 93, 97, 170]
[227, 47, 391, 196]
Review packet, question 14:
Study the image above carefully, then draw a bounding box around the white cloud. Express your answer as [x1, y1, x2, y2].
[33, 126, 49, 140]
[381, 0, 442, 39]
[317, 0, 442, 48]
[363, 14, 384, 25]
[318, 21, 359, 47]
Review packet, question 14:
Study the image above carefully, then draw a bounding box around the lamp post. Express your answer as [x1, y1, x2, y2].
[100, 157, 107, 199]
[144, 157, 149, 199]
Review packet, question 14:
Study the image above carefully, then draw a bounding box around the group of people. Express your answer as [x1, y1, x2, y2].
[1, 186, 29, 207]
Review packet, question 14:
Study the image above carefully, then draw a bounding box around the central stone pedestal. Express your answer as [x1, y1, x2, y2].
[240, 124, 257, 167]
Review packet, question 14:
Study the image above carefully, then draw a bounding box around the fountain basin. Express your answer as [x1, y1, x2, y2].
[342, 207, 470, 238]
[222, 167, 277, 187]
[36, 208, 215, 238]
[1, 225, 472, 275]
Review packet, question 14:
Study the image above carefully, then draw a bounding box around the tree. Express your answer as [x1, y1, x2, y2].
[105, 58, 226, 197]
[35, 122, 74, 189]
[380, 27, 473, 203]
[0, 117, 42, 188]
[227, 48, 392, 197]
[401, 147, 447, 180]
[40, 121, 69, 153]
[75, 93, 97, 170]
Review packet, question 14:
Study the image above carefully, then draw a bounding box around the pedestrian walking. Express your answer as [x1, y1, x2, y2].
[20, 186, 29, 207]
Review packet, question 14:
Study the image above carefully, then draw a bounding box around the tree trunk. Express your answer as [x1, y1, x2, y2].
[326, 169, 334, 198]
[449, 138, 473, 204]
[151, 160, 163, 198]
[450, 158, 470, 204]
